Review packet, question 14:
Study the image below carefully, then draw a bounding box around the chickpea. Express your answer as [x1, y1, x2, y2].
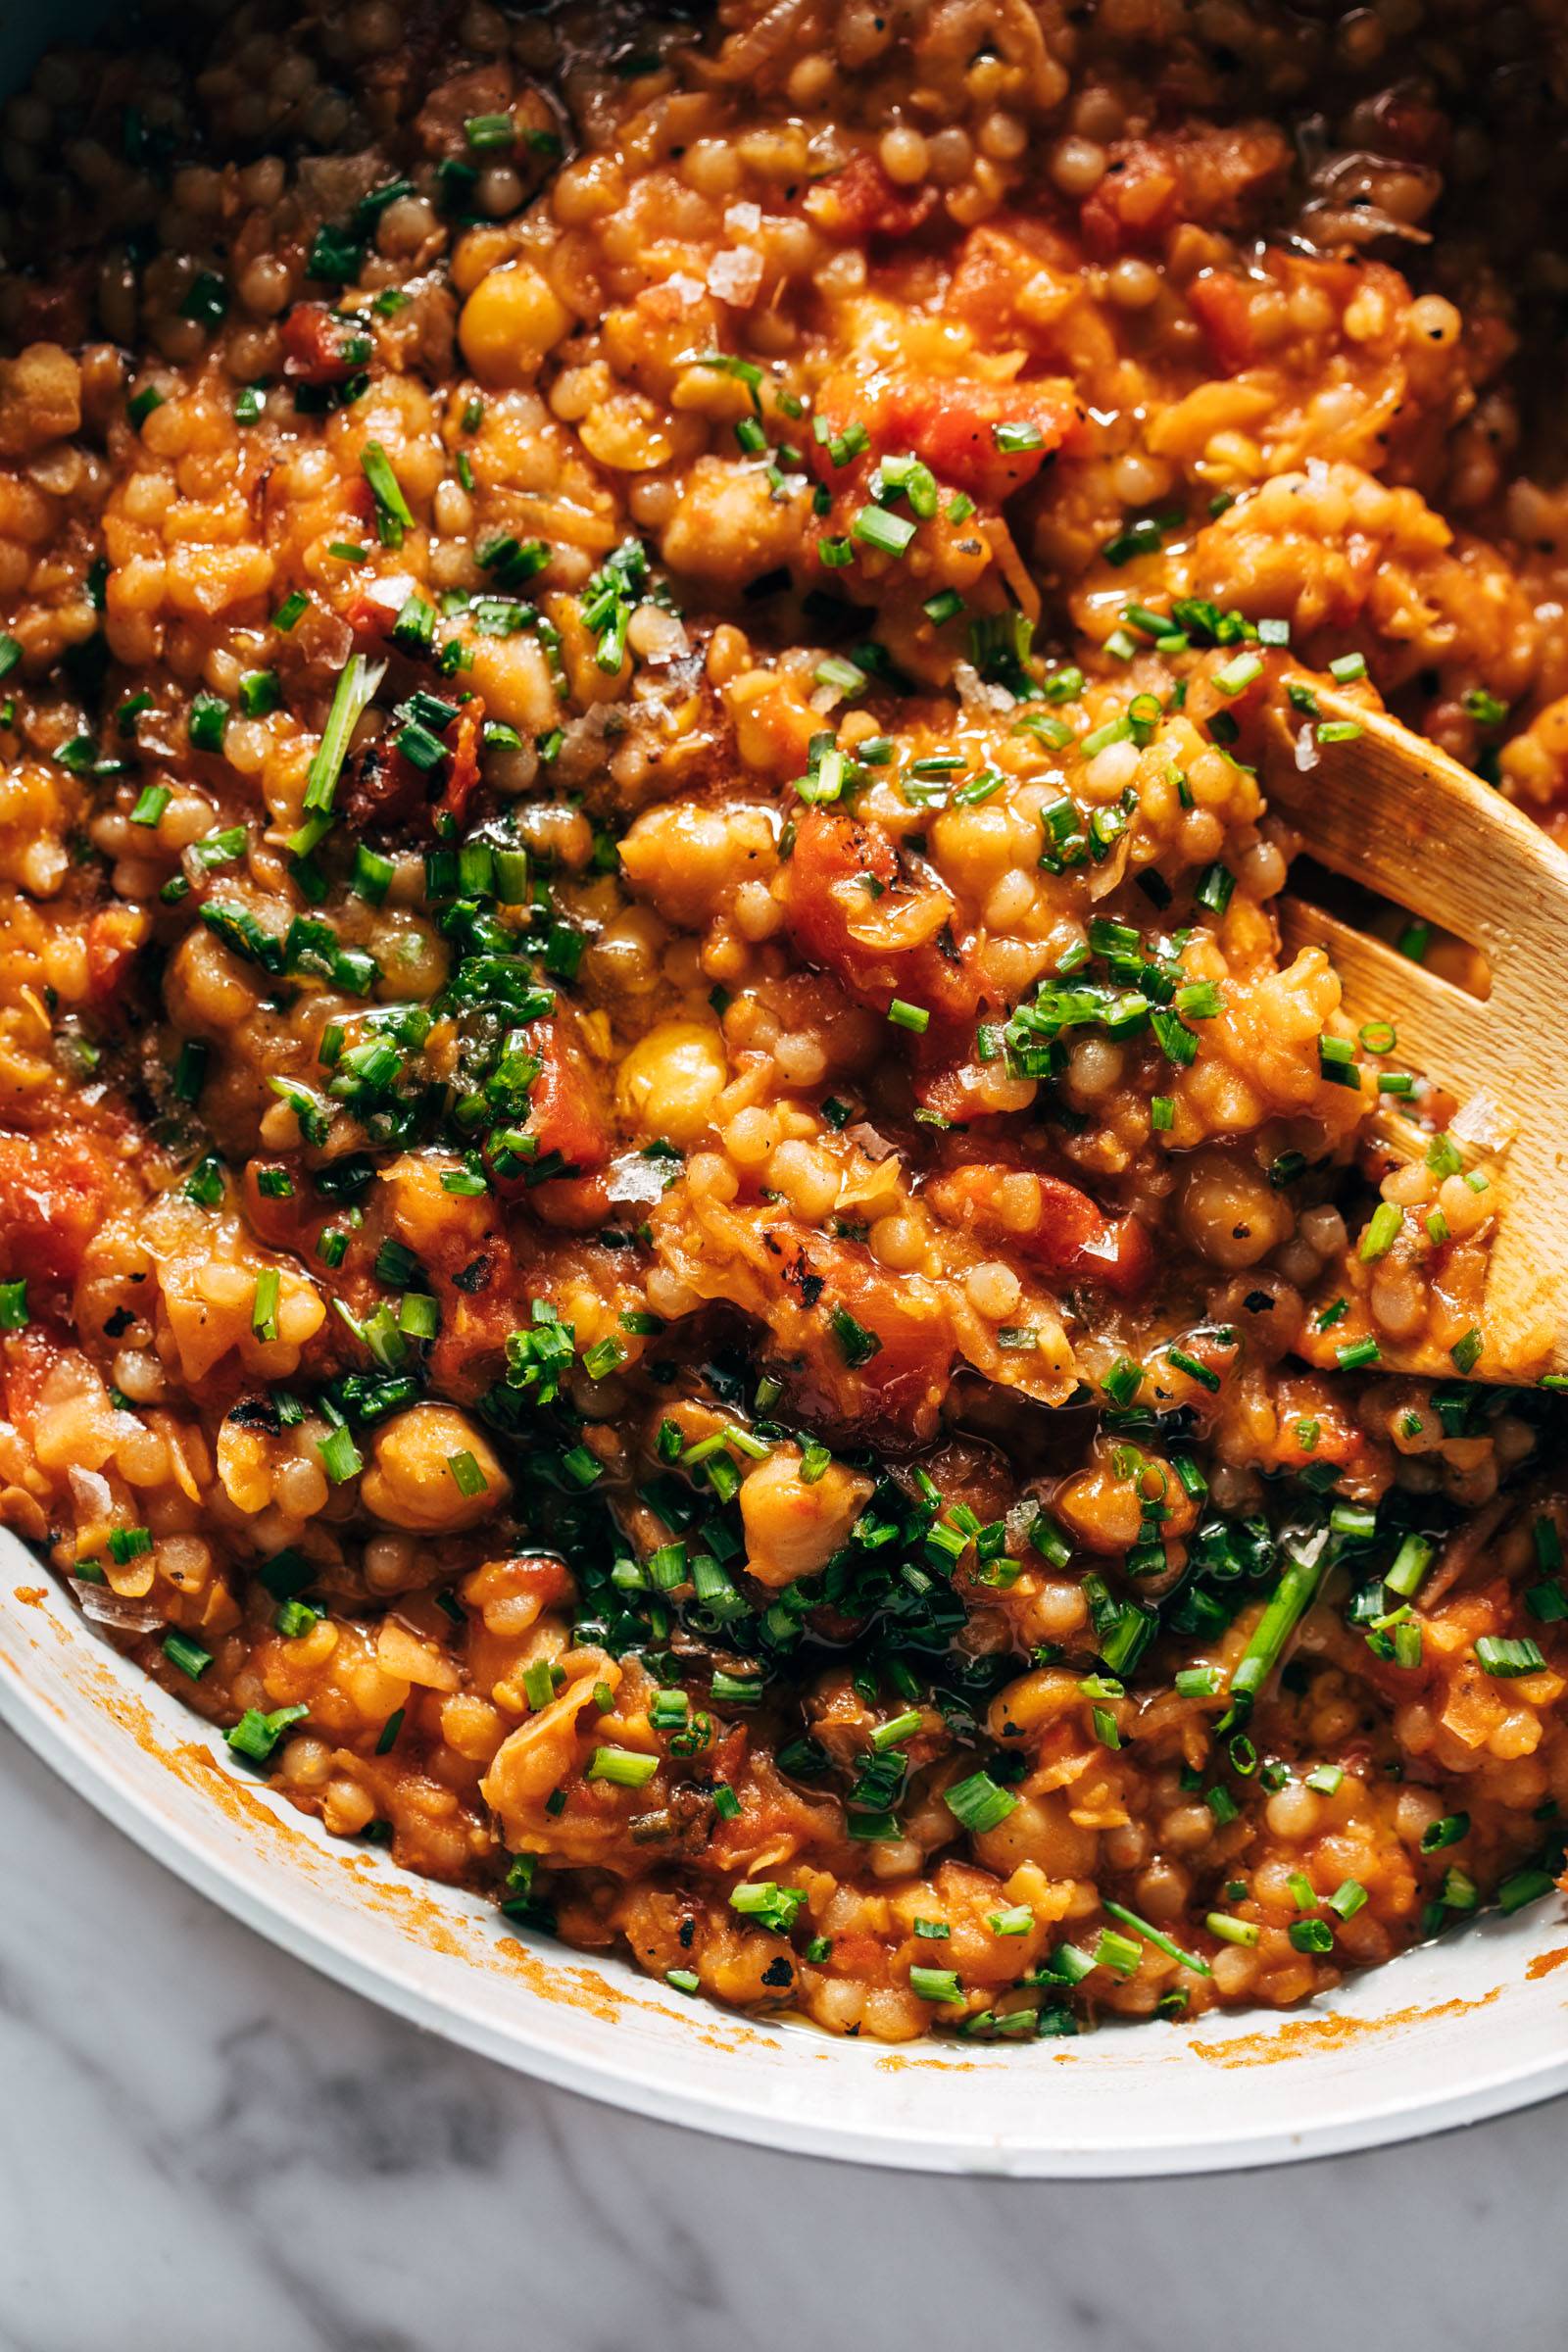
[360, 1404, 512, 1532]
[459, 263, 571, 386]
[615, 1019, 727, 1147]
[466, 630, 558, 732]
[974, 1787, 1098, 1879]
[1438, 1170, 1492, 1240]
[166, 924, 261, 1028]
[1054, 1459, 1144, 1550]
[585, 906, 666, 996]
[1177, 1149, 1292, 1270]
[740, 1447, 874, 1588]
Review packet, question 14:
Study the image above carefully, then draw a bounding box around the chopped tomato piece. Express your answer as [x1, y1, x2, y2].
[528, 1171, 613, 1231]
[912, 1053, 1017, 1124]
[0, 1128, 111, 1289]
[1080, 145, 1182, 258]
[1072, 1211, 1157, 1299]
[438, 698, 484, 827]
[804, 152, 940, 242]
[943, 220, 1081, 347]
[814, 374, 1080, 506]
[925, 1161, 1154, 1299]
[342, 697, 484, 838]
[85, 906, 146, 1003]
[484, 1019, 609, 1200]
[280, 301, 369, 384]
[1189, 248, 1402, 374]
[777, 808, 985, 1044]
[1186, 269, 1259, 371]
[523, 1021, 609, 1171]
[0, 1322, 68, 1430]
[509, 1554, 573, 1611]
[1080, 125, 1289, 259]
[778, 1228, 955, 1438]
[1251, 1378, 1370, 1478]
[343, 736, 422, 837]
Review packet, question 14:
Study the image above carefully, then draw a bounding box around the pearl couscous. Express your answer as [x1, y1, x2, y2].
[2, 0, 1566, 2042]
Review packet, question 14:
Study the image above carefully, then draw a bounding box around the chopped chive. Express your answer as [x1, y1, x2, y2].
[162, 1631, 213, 1680]
[1498, 1867, 1556, 1915]
[1094, 1928, 1142, 1978]
[189, 691, 229, 753]
[586, 1745, 659, 1788]
[1475, 1636, 1545, 1679]
[909, 1965, 963, 2004]
[172, 1039, 209, 1103]
[1384, 1534, 1435, 1599]
[1225, 1535, 1327, 1717]
[1102, 1898, 1211, 1977]
[130, 783, 172, 827]
[180, 270, 228, 332]
[1205, 1913, 1259, 1948]
[251, 1265, 281, 1341]
[851, 505, 916, 558]
[729, 1880, 806, 1935]
[870, 1709, 923, 1752]
[360, 441, 415, 548]
[829, 1305, 880, 1368]
[303, 654, 385, 814]
[944, 1770, 1017, 1835]
[318, 1425, 363, 1484]
[446, 1448, 488, 1497]
[1213, 652, 1262, 696]
[1195, 862, 1234, 915]
[465, 111, 515, 150]
[1421, 1813, 1469, 1852]
[1359, 1201, 1401, 1262]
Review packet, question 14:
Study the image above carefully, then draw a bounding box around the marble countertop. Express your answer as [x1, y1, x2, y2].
[2, 1719, 1565, 2351]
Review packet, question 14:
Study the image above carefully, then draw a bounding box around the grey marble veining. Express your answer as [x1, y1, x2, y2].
[1, 1719, 1564, 2352]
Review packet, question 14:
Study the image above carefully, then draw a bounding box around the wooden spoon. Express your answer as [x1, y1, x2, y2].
[1266, 679, 1568, 1382]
